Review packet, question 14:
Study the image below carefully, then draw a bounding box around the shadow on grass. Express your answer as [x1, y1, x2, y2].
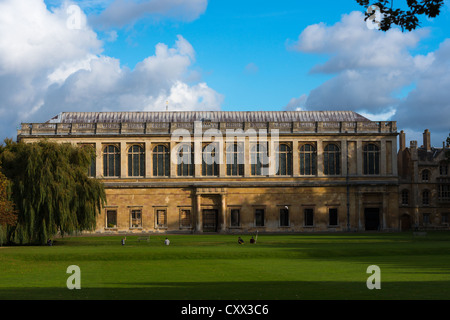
[1, 280, 450, 300]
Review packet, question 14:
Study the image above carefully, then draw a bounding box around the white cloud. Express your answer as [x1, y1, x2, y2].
[90, 0, 208, 28]
[284, 94, 307, 111]
[0, 0, 222, 139]
[0, 1, 101, 75]
[286, 11, 450, 145]
[394, 39, 450, 142]
[41, 36, 223, 115]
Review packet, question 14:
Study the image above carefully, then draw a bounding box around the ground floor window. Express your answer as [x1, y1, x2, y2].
[329, 208, 338, 226]
[156, 209, 167, 228]
[255, 209, 265, 227]
[180, 209, 191, 228]
[130, 209, 142, 228]
[230, 209, 240, 227]
[439, 185, 450, 201]
[279, 208, 289, 227]
[304, 208, 314, 226]
[423, 213, 431, 225]
[106, 210, 117, 228]
[442, 213, 449, 224]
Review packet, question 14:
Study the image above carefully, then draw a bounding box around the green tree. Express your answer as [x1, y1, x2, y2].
[0, 139, 106, 245]
[356, 0, 445, 31]
[0, 168, 17, 245]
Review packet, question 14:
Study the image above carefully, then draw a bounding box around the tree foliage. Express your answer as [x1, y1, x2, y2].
[0, 169, 17, 227]
[0, 168, 17, 245]
[356, 0, 445, 31]
[0, 140, 106, 245]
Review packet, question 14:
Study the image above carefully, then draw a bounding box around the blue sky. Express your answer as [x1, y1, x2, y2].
[1, 0, 449, 145]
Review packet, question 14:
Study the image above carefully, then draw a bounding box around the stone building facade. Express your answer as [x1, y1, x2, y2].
[397, 129, 450, 231]
[17, 111, 399, 233]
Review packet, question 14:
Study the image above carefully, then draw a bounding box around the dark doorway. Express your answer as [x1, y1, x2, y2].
[203, 209, 218, 232]
[364, 208, 380, 231]
[400, 214, 411, 231]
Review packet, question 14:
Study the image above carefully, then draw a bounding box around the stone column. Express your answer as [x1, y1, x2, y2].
[220, 193, 227, 232]
[194, 122, 203, 177]
[145, 142, 152, 178]
[357, 190, 363, 230]
[293, 140, 299, 176]
[380, 140, 387, 176]
[219, 139, 226, 177]
[244, 136, 251, 177]
[382, 192, 388, 230]
[341, 139, 347, 177]
[170, 140, 177, 178]
[196, 193, 202, 232]
[391, 138, 398, 176]
[96, 142, 103, 178]
[120, 141, 127, 178]
[317, 141, 324, 176]
[356, 140, 362, 176]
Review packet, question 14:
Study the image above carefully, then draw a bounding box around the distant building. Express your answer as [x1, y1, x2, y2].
[397, 129, 450, 230]
[18, 111, 399, 233]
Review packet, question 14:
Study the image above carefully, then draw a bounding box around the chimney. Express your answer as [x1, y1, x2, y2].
[399, 130, 406, 151]
[410, 140, 418, 160]
[423, 129, 431, 152]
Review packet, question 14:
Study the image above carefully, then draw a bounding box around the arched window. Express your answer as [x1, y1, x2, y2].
[440, 161, 448, 176]
[153, 145, 170, 177]
[276, 144, 292, 176]
[251, 143, 269, 176]
[421, 169, 430, 181]
[422, 190, 430, 205]
[128, 145, 145, 177]
[324, 143, 341, 175]
[226, 143, 244, 176]
[103, 145, 120, 177]
[363, 143, 380, 175]
[202, 143, 219, 176]
[177, 144, 194, 176]
[299, 144, 317, 175]
[401, 189, 409, 205]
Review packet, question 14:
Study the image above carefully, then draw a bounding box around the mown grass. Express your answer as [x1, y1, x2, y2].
[1, 232, 450, 300]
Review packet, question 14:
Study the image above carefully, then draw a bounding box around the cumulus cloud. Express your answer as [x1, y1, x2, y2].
[286, 11, 450, 145]
[0, 0, 222, 139]
[41, 34, 222, 115]
[284, 94, 307, 111]
[394, 39, 450, 137]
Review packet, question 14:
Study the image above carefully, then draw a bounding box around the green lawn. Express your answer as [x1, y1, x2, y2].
[1, 232, 450, 300]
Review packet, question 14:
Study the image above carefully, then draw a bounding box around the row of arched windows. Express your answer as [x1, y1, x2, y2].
[99, 143, 381, 177]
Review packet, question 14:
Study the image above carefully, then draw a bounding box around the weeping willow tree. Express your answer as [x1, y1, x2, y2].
[0, 169, 17, 245]
[0, 139, 106, 245]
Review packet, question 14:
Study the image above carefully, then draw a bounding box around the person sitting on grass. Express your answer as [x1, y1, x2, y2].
[250, 236, 255, 244]
[238, 237, 244, 244]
